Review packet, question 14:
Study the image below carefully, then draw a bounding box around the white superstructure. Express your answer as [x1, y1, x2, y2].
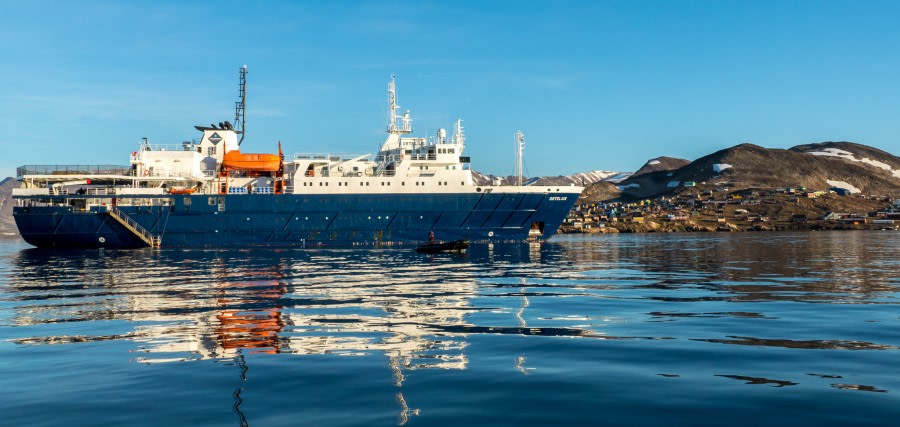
[16, 74, 578, 198]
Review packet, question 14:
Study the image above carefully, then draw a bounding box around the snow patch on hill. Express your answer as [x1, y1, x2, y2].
[472, 169, 631, 186]
[573, 170, 629, 183]
[603, 172, 633, 183]
[667, 181, 680, 188]
[648, 160, 660, 165]
[826, 180, 861, 194]
[713, 163, 732, 173]
[809, 148, 900, 178]
[617, 183, 640, 190]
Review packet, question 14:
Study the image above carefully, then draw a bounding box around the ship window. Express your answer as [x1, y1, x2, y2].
[319, 183, 322, 186]
[450, 148, 455, 153]
[366, 182, 369, 186]
[208, 147, 216, 156]
[208, 197, 216, 205]
[402, 182, 405, 186]
[184, 197, 191, 206]
[461, 181, 464, 185]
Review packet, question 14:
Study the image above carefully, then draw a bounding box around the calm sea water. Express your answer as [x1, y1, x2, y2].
[1, 232, 898, 426]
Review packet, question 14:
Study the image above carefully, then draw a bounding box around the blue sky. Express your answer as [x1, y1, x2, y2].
[3, 1, 900, 179]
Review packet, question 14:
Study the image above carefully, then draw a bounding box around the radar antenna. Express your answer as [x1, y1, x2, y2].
[235, 65, 247, 145]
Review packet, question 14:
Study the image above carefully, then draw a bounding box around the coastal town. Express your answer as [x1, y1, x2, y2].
[562, 184, 900, 234]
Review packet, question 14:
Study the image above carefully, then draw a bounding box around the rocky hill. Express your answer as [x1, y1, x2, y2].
[472, 169, 630, 186]
[610, 142, 899, 201]
[632, 156, 690, 177]
[0, 177, 20, 238]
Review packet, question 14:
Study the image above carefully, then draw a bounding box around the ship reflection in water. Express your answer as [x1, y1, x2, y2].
[3, 232, 899, 426]
[8, 249, 492, 374]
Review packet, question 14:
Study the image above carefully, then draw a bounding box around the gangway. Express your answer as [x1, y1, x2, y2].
[107, 206, 162, 248]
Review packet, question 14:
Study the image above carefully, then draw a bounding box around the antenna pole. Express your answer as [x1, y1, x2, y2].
[387, 74, 397, 133]
[235, 65, 247, 145]
[515, 131, 525, 186]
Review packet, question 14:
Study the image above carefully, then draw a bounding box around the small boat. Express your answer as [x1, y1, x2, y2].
[415, 239, 469, 253]
[168, 187, 197, 194]
[223, 149, 282, 171]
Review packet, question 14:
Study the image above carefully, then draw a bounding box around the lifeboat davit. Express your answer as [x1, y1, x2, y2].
[223, 150, 281, 171]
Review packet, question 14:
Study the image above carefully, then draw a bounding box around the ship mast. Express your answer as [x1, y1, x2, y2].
[235, 65, 247, 145]
[452, 119, 465, 148]
[387, 74, 411, 135]
[515, 130, 525, 186]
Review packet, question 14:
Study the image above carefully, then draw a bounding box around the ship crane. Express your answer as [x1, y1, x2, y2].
[235, 65, 247, 145]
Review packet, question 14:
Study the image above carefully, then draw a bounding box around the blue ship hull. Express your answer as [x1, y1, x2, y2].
[13, 191, 579, 249]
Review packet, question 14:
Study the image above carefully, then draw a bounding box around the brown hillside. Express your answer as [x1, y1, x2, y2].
[615, 142, 899, 200]
[576, 181, 621, 204]
[632, 156, 690, 177]
[0, 177, 20, 238]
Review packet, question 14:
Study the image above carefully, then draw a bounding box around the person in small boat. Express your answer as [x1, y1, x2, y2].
[428, 230, 435, 244]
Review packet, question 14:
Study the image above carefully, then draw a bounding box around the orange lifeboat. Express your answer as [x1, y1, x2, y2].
[223, 150, 281, 171]
[169, 187, 197, 195]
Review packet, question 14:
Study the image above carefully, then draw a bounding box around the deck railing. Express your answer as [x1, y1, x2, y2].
[106, 205, 161, 247]
[17, 165, 132, 178]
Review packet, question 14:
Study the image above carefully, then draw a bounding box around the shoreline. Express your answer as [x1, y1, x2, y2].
[559, 221, 899, 234]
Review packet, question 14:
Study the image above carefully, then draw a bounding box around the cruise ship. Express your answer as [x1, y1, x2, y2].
[12, 68, 583, 248]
